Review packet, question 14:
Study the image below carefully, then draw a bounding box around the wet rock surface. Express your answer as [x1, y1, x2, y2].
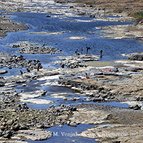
[0, 70, 8, 74]
[0, 52, 42, 71]
[12, 41, 59, 54]
[0, 101, 73, 140]
[128, 52, 143, 61]
[57, 54, 99, 69]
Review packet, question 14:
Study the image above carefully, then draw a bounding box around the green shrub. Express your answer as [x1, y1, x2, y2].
[133, 11, 143, 21]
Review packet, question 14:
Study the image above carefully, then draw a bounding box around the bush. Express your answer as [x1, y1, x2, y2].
[133, 11, 143, 21]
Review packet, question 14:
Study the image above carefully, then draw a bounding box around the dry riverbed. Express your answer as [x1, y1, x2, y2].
[59, 54, 143, 103]
[55, 53, 143, 142]
[0, 0, 143, 143]
[0, 45, 143, 142]
[0, 67, 76, 141]
[76, 104, 143, 143]
[2, 52, 143, 142]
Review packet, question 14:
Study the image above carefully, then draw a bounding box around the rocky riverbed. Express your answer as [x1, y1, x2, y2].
[11, 41, 59, 54]
[2, 50, 143, 142]
[58, 54, 143, 102]
[0, 52, 42, 71]
[0, 0, 143, 143]
[0, 67, 76, 141]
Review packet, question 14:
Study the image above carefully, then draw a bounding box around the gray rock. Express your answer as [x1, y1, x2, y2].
[91, 97, 104, 102]
[12, 124, 20, 131]
[0, 70, 8, 74]
[128, 53, 143, 61]
[68, 121, 78, 127]
[129, 105, 141, 110]
[0, 82, 5, 87]
[3, 130, 13, 138]
[136, 96, 143, 101]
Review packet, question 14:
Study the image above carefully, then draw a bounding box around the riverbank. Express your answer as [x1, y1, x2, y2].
[55, 0, 143, 40]
[1, 0, 143, 41]
[0, 1, 143, 143]
[72, 0, 143, 16]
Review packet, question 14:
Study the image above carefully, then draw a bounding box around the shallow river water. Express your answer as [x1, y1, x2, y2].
[0, 2, 143, 142]
[1, 11, 143, 62]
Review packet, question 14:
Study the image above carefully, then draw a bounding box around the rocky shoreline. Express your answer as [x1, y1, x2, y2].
[0, 0, 143, 143]
[55, 0, 143, 40]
